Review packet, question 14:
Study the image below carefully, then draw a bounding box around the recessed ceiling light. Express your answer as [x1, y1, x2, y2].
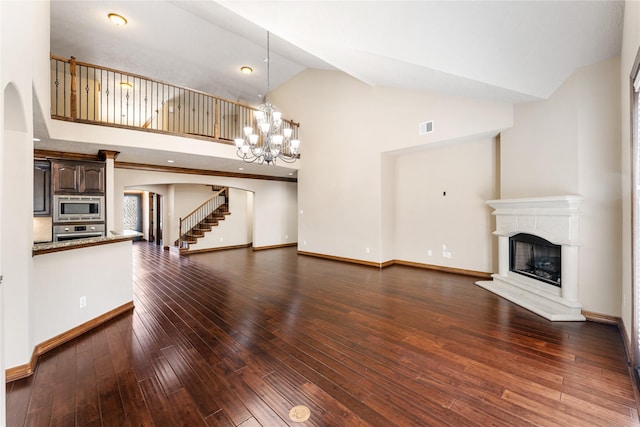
[108, 13, 127, 26]
[240, 66, 253, 75]
[167, 160, 175, 163]
[33, 137, 41, 142]
[239, 167, 244, 171]
[289, 173, 293, 176]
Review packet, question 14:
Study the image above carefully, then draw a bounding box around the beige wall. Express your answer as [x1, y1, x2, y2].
[578, 58, 622, 319]
[500, 76, 580, 197]
[393, 137, 499, 273]
[501, 57, 622, 316]
[33, 242, 133, 345]
[273, 69, 512, 264]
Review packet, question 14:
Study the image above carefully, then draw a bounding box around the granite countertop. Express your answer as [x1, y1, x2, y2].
[33, 230, 143, 256]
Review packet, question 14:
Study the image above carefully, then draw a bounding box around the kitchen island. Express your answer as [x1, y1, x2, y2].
[9, 230, 142, 382]
[33, 229, 142, 255]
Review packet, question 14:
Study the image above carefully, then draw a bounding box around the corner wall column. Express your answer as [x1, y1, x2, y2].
[99, 150, 120, 233]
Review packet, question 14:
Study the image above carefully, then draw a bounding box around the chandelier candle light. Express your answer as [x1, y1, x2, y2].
[235, 32, 300, 164]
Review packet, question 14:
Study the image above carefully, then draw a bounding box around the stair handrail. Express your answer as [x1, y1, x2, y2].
[178, 188, 227, 249]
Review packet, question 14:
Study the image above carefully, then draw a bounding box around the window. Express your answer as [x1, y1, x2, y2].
[631, 50, 640, 380]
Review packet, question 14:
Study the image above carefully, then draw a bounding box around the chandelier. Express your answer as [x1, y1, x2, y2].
[234, 32, 300, 164]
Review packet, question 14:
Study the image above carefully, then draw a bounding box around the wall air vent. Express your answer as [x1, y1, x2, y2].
[419, 121, 433, 135]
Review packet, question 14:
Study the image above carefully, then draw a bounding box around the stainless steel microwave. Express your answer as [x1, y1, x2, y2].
[53, 195, 104, 222]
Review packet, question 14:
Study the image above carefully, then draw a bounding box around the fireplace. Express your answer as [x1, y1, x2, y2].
[476, 195, 585, 321]
[510, 233, 561, 287]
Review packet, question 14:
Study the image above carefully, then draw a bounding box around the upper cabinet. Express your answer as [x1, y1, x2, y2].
[53, 161, 79, 193]
[81, 163, 105, 193]
[34, 160, 51, 216]
[51, 160, 105, 195]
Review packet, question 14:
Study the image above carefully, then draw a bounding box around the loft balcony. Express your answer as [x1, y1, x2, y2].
[49, 55, 300, 155]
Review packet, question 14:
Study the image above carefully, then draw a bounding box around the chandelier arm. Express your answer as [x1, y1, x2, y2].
[236, 150, 261, 164]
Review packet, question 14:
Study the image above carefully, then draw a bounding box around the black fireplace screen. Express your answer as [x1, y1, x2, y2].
[509, 233, 561, 287]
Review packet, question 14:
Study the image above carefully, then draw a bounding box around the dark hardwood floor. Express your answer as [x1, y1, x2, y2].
[6, 242, 640, 426]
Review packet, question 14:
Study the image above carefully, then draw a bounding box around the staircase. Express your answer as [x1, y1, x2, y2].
[176, 187, 230, 252]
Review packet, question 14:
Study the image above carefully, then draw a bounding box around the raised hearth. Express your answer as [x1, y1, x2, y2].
[476, 195, 585, 321]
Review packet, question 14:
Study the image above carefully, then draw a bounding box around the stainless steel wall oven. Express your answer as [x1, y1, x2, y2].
[53, 195, 104, 223]
[53, 223, 105, 242]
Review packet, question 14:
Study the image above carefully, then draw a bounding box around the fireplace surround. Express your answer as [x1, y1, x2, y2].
[476, 195, 585, 321]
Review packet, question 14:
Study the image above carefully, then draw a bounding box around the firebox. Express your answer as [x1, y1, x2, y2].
[509, 233, 561, 287]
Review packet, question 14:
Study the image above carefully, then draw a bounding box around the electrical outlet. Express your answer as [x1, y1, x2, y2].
[427, 249, 432, 256]
[79, 296, 86, 308]
[285, 234, 288, 240]
[366, 247, 370, 254]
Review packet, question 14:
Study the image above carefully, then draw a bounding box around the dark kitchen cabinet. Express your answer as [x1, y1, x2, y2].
[53, 162, 79, 193]
[81, 164, 105, 193]
[33, 160, 51, 216]
[51, 160, 105, 195]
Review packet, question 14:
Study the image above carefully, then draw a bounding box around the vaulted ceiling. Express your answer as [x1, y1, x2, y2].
[44, 1, 624, 177]
[51, 0, 624, 105]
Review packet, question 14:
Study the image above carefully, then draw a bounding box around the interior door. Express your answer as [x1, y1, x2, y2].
[148, 192, 155, 243]
[156, 194, 163, 246]
[631, 49, 640, 386]
[123, 193, 142, 241]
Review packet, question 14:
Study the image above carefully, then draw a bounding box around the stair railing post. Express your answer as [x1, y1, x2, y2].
[70, 56, 78, 119]
[179, 217, 183, 249]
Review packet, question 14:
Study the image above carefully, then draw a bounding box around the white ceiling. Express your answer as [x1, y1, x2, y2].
[218, 0, 623, 103]
[45, 0, 624, 176]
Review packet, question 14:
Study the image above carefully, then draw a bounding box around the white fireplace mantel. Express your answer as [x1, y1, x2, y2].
[477, 195, 585, 321]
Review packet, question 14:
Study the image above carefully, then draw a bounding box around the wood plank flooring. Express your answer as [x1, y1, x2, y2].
[6, 242, 640, 426]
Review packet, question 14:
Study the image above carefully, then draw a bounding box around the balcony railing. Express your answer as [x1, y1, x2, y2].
[50, 55, 300, 145]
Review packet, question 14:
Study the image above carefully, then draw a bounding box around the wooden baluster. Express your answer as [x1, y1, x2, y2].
[214, 99, 219, 139]
[70, 56, 78, 119]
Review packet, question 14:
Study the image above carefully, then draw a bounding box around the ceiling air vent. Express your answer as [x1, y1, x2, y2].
[419, 121, 433, 135]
